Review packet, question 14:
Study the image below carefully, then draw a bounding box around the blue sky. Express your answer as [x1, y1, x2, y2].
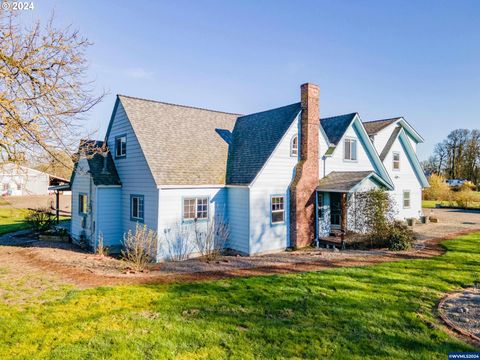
[23, 0, 480, 160]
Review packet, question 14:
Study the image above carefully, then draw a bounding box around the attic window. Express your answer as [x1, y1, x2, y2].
[115, 135, 127, 158]
[290, 136, 298, 157]
[344, 138, 357, 161]
[393, 152, 400, 170]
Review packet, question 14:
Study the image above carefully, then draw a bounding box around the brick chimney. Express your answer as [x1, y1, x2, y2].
[289, 83, 320, 248]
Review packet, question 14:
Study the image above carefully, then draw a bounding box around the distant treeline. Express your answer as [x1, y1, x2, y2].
[422, 129, 480, 185]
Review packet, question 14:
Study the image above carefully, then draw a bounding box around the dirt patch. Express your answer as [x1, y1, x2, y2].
[438, 288, 480, 346]
[0, 208, 479, 288]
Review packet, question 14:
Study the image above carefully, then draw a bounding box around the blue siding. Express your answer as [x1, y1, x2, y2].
[106, 102, 159, 236]
[95, 187, 122, 249]
[227, 187, 250, 254]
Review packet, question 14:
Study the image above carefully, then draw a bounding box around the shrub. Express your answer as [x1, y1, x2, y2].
[386, 221, 414, 251]
[122, 224, 157, 271]
[162, 222, 194, 261]
[96, 232, 108, 257]
[193, 216, 229, 261]
[423, 174, 450, 201]
[453, 189, 477, 208]
[25, 207, 55, 233]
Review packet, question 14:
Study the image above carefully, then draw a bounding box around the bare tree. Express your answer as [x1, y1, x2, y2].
[193, 216, 229, 261]
[0, 11, 104, 169]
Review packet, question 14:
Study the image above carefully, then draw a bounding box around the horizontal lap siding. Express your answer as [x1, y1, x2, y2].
[384, 138, 422, 219]
[249, 116, 299, 255]
[227, 187, 250, 254]
[107, 103, 159, 238]
[96, 187, 123, 248]
[157, 187, 227, 260]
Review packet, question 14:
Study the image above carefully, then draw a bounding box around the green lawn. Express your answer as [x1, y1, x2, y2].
[1, 233, 480, 359]
[423, 200, 480, 209]
[0, 208, 29, 236]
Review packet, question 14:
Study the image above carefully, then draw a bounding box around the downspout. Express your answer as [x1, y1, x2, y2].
[322, 155, 327, 178]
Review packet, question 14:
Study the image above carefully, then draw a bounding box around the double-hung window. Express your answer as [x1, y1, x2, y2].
[271, 196, 285, 224]
[344, 138, 357, 161]
[183, 197, 209, 221]
[403, 190, 411, 208]
[393, 152, 400, 170]
[290, 136, 298, 157]
[79, 194, 88, 215]
[131, 195, 144, 222]
[115, 135, 127, 158]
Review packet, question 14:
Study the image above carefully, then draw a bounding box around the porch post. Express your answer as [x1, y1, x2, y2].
[55, 190, 60, 224]
[340, 193, 347, 248]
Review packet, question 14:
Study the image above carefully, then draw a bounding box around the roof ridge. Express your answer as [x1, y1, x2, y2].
[237, 102, 300, 119]
[117, 94, 242, 116]
[363, 117, 401, 124]
[320, 112, 358, 121]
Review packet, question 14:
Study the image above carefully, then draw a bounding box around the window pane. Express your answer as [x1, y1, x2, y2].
[196, 198, 208, 219]
[272, 211, 284, 223]
[344, 140, 351, 160]
[351, 140, 357, 160]
[183, 199, 195, 219]
[132, 197, 138, 218]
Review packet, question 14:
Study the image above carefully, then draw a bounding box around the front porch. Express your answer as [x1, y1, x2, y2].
[314, 171, 393, 249]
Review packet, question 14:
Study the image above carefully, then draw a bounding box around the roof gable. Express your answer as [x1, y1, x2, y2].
[112, 95, 240, 186]
[363, 118, 400, 135]
[226, 103, 301, 185]
[397, 129, 429, 188]
[320, 113, 357, 145]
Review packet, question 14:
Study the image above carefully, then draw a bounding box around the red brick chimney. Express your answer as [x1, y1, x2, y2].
[289, 83, 320, 248]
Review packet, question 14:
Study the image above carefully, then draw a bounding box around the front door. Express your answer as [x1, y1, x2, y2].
[330, 192, 341, 229]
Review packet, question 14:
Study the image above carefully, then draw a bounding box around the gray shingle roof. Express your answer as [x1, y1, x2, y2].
[363, 118, 400, 135]
[71, 140, 121, 186]
[379, 126, 401, 161]
[320, 113, 357, 145]
[226, 103, 302, 185]
[317, 171, 374, 192]
[118, 95, 240, 185]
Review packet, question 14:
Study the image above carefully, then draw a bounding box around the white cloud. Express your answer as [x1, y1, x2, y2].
[123, 67, 154, 80]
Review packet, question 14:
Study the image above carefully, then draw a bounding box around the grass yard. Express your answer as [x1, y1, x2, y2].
[423, 200, 480, 209]
[0, 208, 29, 236]
[1, 233, 480, 359]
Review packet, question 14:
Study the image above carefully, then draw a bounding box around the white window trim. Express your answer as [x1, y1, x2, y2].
[115, 135, 127, 158]
[290, 135, 298, 157]
[183, 197, 209, 222]
[343, 137, 358, 162]
[271, 195, 285, 225]
[393, 151, 400, 171]
[403, 190, 411, 209]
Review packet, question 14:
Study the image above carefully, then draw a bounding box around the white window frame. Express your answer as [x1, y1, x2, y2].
[115, 135, 127, 158]
[271, 195, 285, 225]
[79, 193, 88, 215]
[393, 151, 400, 171]
[344, 138, 357, 161]
[130, 195, 144, 222]
[290, 135, 298, 157]
[183, 197, 209, 222]
[403, 190, 411, 209]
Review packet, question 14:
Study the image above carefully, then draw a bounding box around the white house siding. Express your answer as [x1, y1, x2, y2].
[227, 187, 250, 254]
[95, 187, 123, 250]
[106, 102, 159, 237]
[157, 187, 227, 261]
[0, 165, 49, 196]
[384, 138, 422, 219]
[71, 158, 95, 244]
[248, 116, 299, 255]
[370, 122, 398, 154]
[323, 124, 375, 177]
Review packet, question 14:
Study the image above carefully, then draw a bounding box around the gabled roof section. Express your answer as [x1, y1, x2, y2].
[112, 95, 240, 185]
[363, 118, 400, 135]
[226, 103, 302, 185]
[317, 171, 392, 192]
[397, 129, 429, 188]
[320, 113, 357, 145]
[379, 126, 402, 161]
[70, 140, 121, 186]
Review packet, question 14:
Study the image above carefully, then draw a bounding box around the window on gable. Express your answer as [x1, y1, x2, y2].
[183, 197, 209, 221]
[290, 136, 298, 157]
[131, 195, 144, 222]
[344, 138, 357, 161]
[393, 152, 400, 170]
[271, 196, 285, 224]
[79, 194, 88, 215]
[403, 190, 411, 208]
[115, 135, 127, 158]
